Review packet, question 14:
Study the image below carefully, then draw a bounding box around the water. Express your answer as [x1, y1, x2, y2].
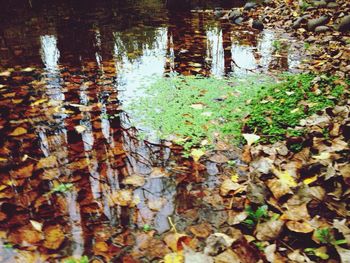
[0, 0, 304, 261]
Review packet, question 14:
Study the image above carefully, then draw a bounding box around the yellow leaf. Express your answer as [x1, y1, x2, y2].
[231, 173, 239, 183]
[303, 175, 318, 185]
[164, 252, 184, 263]
[9, 127, 27, 136]
[242, 133, 260, 146]
[190, 103, 205, 110]
[30, 220, 43, 232]
[272, 167, 297, 187]
[31, 98, 48, 106]
[190, 149, 205, 162]
[0, 157, 7, 162]
[313, 152, 330, 160]
[74, 125, 87, 134]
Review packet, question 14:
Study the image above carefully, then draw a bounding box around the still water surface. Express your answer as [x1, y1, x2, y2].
[0, 0, 304, 261]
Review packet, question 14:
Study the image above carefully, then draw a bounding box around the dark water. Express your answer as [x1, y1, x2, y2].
[0, 0, 304, 262]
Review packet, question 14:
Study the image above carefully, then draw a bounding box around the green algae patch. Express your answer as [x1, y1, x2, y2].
[126, 74, 345, 150]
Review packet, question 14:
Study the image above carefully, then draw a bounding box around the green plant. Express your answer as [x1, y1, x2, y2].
[126, 74, 345, 152]
[304, 42, 311, 50]
[51, 183, 74, 194]
[300, 1, 310, 12]
[315, 228, 347, 246]
[305, 247, 329, 260]
[243, 205, 269, 227]
[65, 256, 89, 263]
[272, 40, 282, 52]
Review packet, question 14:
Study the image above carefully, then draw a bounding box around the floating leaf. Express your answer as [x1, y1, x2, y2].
[74, 125, 87, 134]
[30, 220, 43, 232]
[123, 174, 145, 187]
[9, 127, 27, 136]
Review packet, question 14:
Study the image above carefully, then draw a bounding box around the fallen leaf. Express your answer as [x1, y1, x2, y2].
[220, 179, 242, 196]
[272, 167, 297, 188]
[123, 174, 146, 187]
[30, 220, 43, 232]
[209, 154, 229, 164]
[164, 233, 192, 252]
[74, 125, 87, 134]
[150, 167, 170, 178]
[256, 219, 284, 241]
[109, 189, 134, 206]
[335, 246, 350, 263]
[286, 221, 314, 233]
[9, 127, 27, 136]
[190, 103, 205, 110]
[36, 156, 58, 169]
[188, 222, 212, 238]
[242, 134, 260, 146]
[214, 249, 241, 263]
[303, 175, 318, 185]
[204, 233, 235, 256]
[190, 149, 205, 162]
[164, 252, 184, 263]
[333, 219, 350, 246]
[11, 163, 34, 179]
[43, 225, 65, 250]
[148, 197, 167, 211]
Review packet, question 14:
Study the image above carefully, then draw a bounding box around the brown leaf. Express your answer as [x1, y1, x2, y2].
[188, 222, 212, 238]
[147, 197, 167, 211]
[214, 249, 241, 263]
[209, 154, 229, 164]
[9, 127, 27, 136]
[255, 220, 284, 241]
[280, 203, 310, 221]
[36, 156, 58, 169]
[333, 219, 350, 246]
[219, 179, 242, 196]
[43, 225, 65, 250]
[286, 221, 314, 233]
[266, 178, 291, 199]
[123, 174, 146, 187]
[164, 232, 192, 252]
[109, 189, 134, 207]
[11, 163, 34, 179]
[8, 225, 43, 245]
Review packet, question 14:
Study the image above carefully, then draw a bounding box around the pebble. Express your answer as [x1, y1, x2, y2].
[338, 15, 350, 32]
[315, 25, 329, 32]
[307, 15, 329, 31]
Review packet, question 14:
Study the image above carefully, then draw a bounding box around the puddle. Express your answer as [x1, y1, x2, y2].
[0, 0, 306, 261]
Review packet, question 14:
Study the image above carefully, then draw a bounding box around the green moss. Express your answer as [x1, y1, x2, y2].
[126, 73, 345, 151]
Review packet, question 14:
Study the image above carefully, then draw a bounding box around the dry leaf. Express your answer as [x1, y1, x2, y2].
[37, 156, 58, 169]
[123, 174, 146, 187]
[30, 220, 43, 232]
[74, 125, 87, 134]
[9, 127, 27, 136]
[43, 225, 65, 250]
[220, 179, 241, 196]
[286, 221, 313, 233]
[164, 252, 184, 263]
[190, 149, 205, 162]
[12, 163, 34, 179]
[164, 233, 192, 252]
[148, 197, 167, 211]
[335, 246, 350, 263]
[109, 189, 134, 206]
[242, 134, 260, 146]
[256, 220, 284, 241]
[209, 154, 229, 164]
[188, 222, 212, 238]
